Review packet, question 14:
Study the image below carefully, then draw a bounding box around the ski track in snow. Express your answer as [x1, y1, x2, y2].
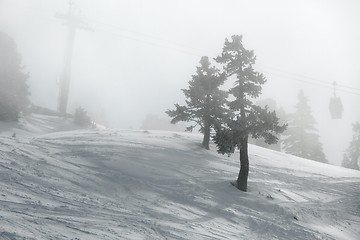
[0, 118, 360, 239]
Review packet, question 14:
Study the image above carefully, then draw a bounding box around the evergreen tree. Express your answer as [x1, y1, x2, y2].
[283, 90, 327, 163]
[249, 98, 288, 151]
[0, 32, 29, 121]
[166, 56, 228, 149]
[213, 35, 286, 191]
[342, 122, 360, 170]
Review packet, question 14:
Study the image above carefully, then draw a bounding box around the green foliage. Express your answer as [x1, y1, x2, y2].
[342, 122, 360, 170]
[212, 127, 237, 155]
[167, 104, 189, 124]
[249, 99, 288, 151]
[166, 56, 228, 135]
[214, 106, 286, 155]
[74, 107, 92, 127]
[213, 35, 286, 155]
[283, 90, 327, 163]
[0, 32, 30, 121]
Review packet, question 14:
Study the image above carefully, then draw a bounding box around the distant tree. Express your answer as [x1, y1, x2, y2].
[342, 122, 360, 170]
[166, 56, 228, 149]
[74, 106, 91, 127]
[0, 32, 30, 121]
[213, 35, 286, 191]
[283, 90, 327, 163]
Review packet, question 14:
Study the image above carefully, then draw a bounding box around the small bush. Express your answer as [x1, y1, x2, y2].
[74, 107, 91, 127]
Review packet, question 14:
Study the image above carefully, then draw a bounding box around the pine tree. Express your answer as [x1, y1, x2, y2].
[166, 56, 228, 149]
[283, 90, 327, 163]
[213, 35, 286, 191]
[249, 98, 288, 151]
[342, 122, 360, 170]
[0, 32, 30, 121]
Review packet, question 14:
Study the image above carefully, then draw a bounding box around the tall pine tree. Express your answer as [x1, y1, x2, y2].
[283, 90, 327, 163]
[342, 122, 360, 170]
[166, 56, 228, 149]
[0, 32, 29, 121]
[213, 35, 286, 191]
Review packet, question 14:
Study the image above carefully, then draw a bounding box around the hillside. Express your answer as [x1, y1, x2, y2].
[0, 114, 359, 239]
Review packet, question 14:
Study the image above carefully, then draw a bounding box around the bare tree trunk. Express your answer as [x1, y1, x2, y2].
[202, 121, 210, 150]
[236, 135, 249, 191]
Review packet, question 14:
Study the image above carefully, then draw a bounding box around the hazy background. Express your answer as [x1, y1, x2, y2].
[1, 0, 359, 165]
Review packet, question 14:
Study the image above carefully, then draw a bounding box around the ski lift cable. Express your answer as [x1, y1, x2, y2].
[95, 27, 203, 58]
[18, 6, 203, 57]
[90, 21, 360, 94]
[92, 20, 204, 55]
[95, 21, 360, 94]
[255, 64, 360, 93]
[16, 6, 360, 96]
[257, 68, 360, 96]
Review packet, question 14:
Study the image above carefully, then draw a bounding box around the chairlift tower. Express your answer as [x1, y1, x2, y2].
[56, 1, 91, 115]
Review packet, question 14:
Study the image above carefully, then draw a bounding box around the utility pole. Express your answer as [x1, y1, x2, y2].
[56, 1, 91, 115]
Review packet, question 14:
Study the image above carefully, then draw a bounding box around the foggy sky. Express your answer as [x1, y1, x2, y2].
[1, 0, 359, 165]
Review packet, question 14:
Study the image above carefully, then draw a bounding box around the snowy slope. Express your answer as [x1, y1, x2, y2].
[0, 115, 359, 239]
[0, 113, 78, 137]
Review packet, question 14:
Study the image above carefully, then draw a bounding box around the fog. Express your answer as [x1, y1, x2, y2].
[1, 0, 359, 165]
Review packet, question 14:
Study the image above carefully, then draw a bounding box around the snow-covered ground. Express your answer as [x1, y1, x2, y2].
[0, 114, 359, 239]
